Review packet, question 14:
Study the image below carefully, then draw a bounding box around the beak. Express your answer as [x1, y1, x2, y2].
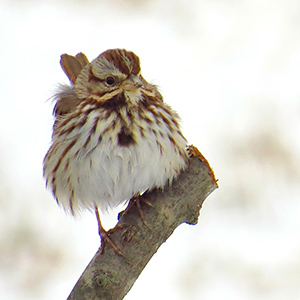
[121, 75, 143, 92]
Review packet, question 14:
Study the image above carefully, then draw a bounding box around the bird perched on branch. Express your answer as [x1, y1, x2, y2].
[43, 49, 189, 254]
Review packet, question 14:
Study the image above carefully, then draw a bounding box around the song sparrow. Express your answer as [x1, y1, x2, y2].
[43, 49, 189, 254]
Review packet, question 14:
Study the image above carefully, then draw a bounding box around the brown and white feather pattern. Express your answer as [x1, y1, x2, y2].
[43, 49, 188, 215]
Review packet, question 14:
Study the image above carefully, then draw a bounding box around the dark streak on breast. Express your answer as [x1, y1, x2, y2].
[82, 135, 91, 149]
[52, 139, 77, 174]
[118, 127, 135, 147]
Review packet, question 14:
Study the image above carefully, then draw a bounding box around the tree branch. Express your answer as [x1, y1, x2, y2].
[67, 148, 218, 300]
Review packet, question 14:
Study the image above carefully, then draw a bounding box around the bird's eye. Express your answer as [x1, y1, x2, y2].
[105, 76, 115, 85]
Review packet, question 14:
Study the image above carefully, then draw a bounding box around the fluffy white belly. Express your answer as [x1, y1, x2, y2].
[44, 108, 188, 215]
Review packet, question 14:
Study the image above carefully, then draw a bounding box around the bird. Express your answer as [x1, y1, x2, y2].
[43, 49, 189, 254]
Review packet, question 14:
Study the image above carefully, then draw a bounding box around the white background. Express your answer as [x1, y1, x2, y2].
[1, 0, 300, 299]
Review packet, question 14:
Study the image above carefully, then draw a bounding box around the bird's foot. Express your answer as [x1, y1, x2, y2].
[98, 224, 123, 256]
[95, 205, 123, 256]
[119, 194, 153, 225]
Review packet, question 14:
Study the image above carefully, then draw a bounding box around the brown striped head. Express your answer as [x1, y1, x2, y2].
[73, 49, 162, 108]
[101, 49, 141, 76]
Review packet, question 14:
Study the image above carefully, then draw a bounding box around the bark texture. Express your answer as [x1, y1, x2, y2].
[67, 152, 218, 300]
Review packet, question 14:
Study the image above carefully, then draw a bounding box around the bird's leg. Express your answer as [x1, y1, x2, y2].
[94, 205, 123, 256]
[120, 194, 153, 225]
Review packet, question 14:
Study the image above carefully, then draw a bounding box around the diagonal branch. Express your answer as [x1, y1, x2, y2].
[67, 148, 218, 300]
